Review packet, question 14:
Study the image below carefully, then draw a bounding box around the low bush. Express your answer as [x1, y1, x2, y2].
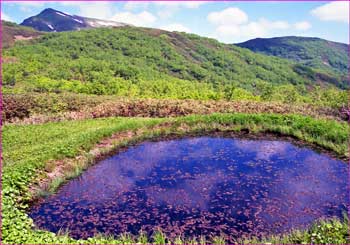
[3, 93, 343, 124]
[2, 93, 111, 120]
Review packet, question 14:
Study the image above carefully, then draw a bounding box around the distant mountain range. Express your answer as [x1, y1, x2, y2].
[20, 8, 130, 32]
[236, 36, 349, 75]
[19, 8, 349, 77]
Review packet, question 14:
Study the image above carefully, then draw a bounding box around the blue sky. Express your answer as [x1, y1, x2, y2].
[1, 1, 349, 43]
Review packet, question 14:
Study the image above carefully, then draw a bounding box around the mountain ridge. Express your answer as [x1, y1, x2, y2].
[236, 36, 349, 75]
[3, 8, 348, 95]
[20, 8, 130, 32]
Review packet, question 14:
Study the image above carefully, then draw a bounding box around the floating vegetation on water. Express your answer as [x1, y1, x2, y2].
[29, 137, 348, 242]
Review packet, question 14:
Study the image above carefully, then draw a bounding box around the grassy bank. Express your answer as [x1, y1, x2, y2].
[2, 113, 349, 244]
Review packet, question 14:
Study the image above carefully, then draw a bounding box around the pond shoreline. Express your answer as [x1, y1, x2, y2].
[4, 113, 349, 244]
[29, 121, 348, 208]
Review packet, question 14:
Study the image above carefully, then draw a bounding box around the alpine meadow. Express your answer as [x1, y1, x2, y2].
[1, 2, 349, 244]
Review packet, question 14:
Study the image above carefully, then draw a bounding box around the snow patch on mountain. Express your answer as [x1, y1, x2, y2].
[73, 18, 83, 24]
[55, 12, 67, 17]
[20, 8, 131, 32]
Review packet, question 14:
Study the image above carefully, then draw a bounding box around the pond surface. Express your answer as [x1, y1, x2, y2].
[29, 137, 348, 241]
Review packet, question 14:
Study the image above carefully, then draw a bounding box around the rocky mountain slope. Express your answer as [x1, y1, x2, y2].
[2, 21, 42, 48]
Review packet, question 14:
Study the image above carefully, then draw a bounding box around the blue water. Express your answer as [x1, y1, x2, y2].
[29, 137, 348, 241]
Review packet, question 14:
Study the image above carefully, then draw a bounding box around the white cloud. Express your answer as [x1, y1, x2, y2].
[2, 12, 12, 22]
[160, 23, 191, 33]
[58, 1, 115, 19]
[59, 1, 109, 7]
[215, 19, 276, 42]
[111, 11, 156, 27]
[212, 15, 290, 43]
[207, 7, 248, 25]
[154, 1, 208, 9]
[311, 2, 349, 23]
[123, 0, 207, 11]
[123, 2, 149, 11]
[294, 21, 312, 31]
[214, 24, 241, 38]
[123, 1, 207, 20]
[6, 0, 45, 13]
[269, 20, 290, 30]
[156, 8, 176, 20]
[155, 1, 208, 19]
[79, 3, 114, 20]
[9, 1, 44, 6]
[207, 7, 314, 43]
[59, 1, 157, 25]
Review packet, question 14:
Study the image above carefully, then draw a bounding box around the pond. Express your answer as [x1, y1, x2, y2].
[29, 136, 348, 241]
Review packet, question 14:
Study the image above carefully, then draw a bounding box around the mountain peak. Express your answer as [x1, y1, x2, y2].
[20, 8, 129, 32]
[40, 8, 57, 14]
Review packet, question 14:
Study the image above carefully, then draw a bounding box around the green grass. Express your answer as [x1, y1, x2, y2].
[2, 113, 349, 244]
[173, 113, 349, 158]
[2, 117, 163, 168]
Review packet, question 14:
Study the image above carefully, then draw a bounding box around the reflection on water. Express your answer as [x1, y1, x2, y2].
[29, 137, 348, 240]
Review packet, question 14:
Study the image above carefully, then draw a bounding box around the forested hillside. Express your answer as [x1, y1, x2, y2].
[236, 36, 349, 76]
[2, 26, 348, 105]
